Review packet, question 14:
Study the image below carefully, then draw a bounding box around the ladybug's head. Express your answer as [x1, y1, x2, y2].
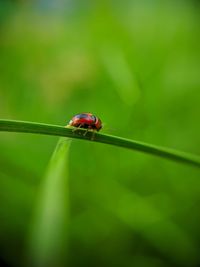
[95, 117, 102, 131]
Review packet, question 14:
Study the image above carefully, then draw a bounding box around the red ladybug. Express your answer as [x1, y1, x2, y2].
[68, 113, 102, 132]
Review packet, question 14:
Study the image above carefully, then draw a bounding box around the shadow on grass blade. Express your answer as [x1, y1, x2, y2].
[27, 137, 71, 267]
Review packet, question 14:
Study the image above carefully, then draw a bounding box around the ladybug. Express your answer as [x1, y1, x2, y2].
[67, 113, 102, 134]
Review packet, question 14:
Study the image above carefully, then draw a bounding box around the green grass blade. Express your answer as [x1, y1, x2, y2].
[0, 119, 200, 168]
[28, 137, 71, 267]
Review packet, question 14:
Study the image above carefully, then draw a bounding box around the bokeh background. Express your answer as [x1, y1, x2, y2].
[0, 0, 200, 266]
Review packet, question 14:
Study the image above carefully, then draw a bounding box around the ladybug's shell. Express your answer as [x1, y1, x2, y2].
[69, 113, 102, 131]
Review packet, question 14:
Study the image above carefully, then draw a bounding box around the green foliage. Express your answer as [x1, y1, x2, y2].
[27, 138, 70, 267]
[0, 1, 200, 267]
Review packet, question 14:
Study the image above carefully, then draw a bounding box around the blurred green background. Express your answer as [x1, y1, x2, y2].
[0, 0, 200, 266]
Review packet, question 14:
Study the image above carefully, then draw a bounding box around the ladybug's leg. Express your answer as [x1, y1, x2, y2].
[83, 125, 91, 136]
[83, 129, 88, 136]
[91, 130, 96, 141]
[83, 126, 95, 139]
[72, 124, 84, 133]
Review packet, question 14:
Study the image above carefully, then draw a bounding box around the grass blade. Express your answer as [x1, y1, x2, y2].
[28, 137, 71, 267]
[0, 119, 200, 168]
